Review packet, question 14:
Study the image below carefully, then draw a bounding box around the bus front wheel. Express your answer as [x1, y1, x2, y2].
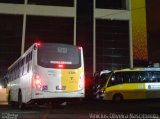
[113, 94, 123, 103]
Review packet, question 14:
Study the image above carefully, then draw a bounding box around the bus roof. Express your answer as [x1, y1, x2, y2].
[100, 70, 111, 76]
[113, 67, 160, 73]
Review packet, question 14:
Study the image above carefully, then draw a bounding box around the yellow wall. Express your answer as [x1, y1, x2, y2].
[131, 0, 148, 61]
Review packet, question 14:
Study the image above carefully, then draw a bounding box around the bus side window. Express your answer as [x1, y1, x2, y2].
[10, 69, 13, 81]
[13, 67, 15, 80]
[26, 54, 30, 72]
[107, 75, 114, 87]
[154, 71, 160, 82]
[28, 51, 32, 71]
[100, 73, 110, 88]
[27, 51, 32, 72]
[15, 64, 18, 79]
[130, 73, 136, 83]
[21, 58, 24, 75]
[122, 72, 130, 83]
[139, 72, 146, 83]
[18, 62, 20, 78]
[150, 71, 160, 82]
[146, 72, 153, 82]
[30, 51, 32, 60]
[23, 57, 25, 75]
[107, 73, 122, 87]
[130, 72, 141, 83]
[19, 60, 22, 77]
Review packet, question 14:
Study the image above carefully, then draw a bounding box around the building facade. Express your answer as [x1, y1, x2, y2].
[0, 0, 151, 80]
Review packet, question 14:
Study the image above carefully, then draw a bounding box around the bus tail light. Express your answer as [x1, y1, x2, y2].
[32, 73, 42, 90]
[78, 46, 82, 50]
[58, 64, 64, 68]
[36, 42, 42, 47]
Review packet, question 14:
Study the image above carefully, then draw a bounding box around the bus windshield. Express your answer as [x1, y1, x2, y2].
[37, 43, 81, 69]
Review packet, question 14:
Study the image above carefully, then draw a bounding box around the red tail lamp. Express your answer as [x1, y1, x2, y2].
[78, 46, 82, 50]
[58, 64, 64, 68]
[36, 42, 42, 47]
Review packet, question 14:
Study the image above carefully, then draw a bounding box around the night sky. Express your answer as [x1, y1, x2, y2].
[0, 15, 22, 76]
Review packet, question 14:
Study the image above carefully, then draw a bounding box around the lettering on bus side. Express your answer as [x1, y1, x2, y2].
[69, 71, 76, 74]
[48, 70, 57, 76]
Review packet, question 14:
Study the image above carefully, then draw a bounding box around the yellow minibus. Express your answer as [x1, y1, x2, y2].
[96, 68, 160, 102]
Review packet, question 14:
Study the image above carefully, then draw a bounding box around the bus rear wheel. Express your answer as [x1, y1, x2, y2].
[113, 94, 123, 103]
[18, 91, 25, 109]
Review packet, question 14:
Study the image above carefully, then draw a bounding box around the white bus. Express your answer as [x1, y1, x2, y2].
[7, 43, 85, 109]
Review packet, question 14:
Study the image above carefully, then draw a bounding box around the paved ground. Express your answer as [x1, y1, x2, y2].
[0, 99, 160, 119]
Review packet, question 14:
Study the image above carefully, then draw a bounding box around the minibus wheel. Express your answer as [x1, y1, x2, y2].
[113, 94, 123, 103]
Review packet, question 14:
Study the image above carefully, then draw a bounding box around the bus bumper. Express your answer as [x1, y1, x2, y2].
[31, 89, 85, 99]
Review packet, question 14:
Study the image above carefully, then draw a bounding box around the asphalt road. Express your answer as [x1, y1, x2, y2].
[0, 99, 160, 119]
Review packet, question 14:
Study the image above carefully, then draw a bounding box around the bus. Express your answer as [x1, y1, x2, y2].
[92, 70, 110, 98]
[96, 68, 160, 102]
[7, 43, 85, 109]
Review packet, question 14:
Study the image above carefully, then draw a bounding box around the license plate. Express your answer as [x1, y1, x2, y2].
[56, 85, 66, 90]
